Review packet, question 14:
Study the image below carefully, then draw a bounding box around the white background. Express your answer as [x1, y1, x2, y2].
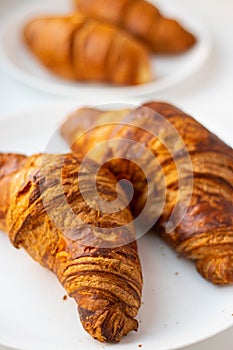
[0, 0, 233, 349]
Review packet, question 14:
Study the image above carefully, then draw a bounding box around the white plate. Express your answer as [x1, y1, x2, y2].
[0, 0, 211, 97]
[0, 102, 233, 350]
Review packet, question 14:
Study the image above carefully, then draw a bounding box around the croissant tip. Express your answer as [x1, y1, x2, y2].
[100, 315, 138, 343]
[174, 24, 197, 53]
[185, 31, 197, 49]
[197, 256, 233, 285]
[79, 306, 139, 343]
[153, 18, 197, 54]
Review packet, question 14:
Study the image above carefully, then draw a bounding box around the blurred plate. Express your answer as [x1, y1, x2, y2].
[0, 102, 233, 350]
[0, 0, 211, 97]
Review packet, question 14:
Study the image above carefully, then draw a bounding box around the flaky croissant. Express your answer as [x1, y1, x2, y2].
[74, 0, 196, 54]
[0, 153, 142, 342]
[61, 102, 233, 285]
[23, 14, 152, 85]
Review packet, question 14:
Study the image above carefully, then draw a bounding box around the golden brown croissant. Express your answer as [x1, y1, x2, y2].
[0, 152, 142, 342]
[61, 102, 233, 285]
[23, 14, 152, 85]
[73, 0, 196, 54]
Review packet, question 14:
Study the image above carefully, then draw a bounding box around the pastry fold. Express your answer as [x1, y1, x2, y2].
[0, 153, 142, 342]
[61, 102, 233, 285]
[24, 15, 152, 85]
[74, 0, 196, 53]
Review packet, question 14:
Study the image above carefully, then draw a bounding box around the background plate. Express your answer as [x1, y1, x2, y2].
[0, 0, 211, 97]
[0, 102, 233, 350]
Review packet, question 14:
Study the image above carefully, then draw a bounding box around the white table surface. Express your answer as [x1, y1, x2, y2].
[0, 0, 233, 349]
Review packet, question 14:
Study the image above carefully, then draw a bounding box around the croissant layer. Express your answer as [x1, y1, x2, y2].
[74, 0, 196, 53]
[0, 152, 142, 342]
[61, 102, 233, 285]
[24, 15, 151, 85]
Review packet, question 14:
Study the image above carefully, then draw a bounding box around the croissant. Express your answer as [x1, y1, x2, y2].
[73, 0, 196, 54]
[0, 152, 142, 342]
[61, 102, 233, 285]
[23, 14, 152, 85]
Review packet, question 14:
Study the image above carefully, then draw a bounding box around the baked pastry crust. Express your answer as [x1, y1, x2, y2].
[0, 153, 142, 342]
[74, 0, 196, 53]
[61, 102, 233, 285]
[23, 15, 152, 85]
